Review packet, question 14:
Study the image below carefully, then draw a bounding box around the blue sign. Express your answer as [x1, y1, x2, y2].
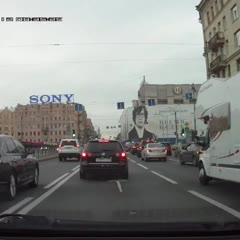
[30, 94, 74, 104]
[75, 103, 83, 112]
[148, 99, 155, 106]
[185, 93, 193, 100]
[117, 102, 125, 109]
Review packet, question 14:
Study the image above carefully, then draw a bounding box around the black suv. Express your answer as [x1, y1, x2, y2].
[80, 139, 128, 179]
[0, 135, 39, 200]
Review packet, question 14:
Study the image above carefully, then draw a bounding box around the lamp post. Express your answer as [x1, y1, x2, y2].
[191, 83, 197, 133]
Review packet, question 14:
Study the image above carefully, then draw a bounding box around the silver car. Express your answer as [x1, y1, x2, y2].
[141, 143, 167, 162]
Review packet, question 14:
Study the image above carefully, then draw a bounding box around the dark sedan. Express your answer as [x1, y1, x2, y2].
[0, 135, 39, 200]
[179, 142, 202, 167]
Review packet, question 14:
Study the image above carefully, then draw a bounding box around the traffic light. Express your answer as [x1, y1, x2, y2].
[181, 128, 185, 136]
[72, 129, 76, 138]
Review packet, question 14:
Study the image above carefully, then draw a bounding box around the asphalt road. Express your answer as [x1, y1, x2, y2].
[1, 153, 240, 223]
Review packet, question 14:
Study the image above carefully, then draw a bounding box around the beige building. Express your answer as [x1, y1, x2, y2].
[0, 103, 93, 144]
[138, 81, 201, 106]
[197, 0, 240, 79]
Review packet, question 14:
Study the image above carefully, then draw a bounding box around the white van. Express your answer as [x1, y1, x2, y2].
[196, 72, 240, 185]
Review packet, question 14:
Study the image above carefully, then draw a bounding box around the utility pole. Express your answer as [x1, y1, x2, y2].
[174, 111, 178, 144]
[192, 83, 197, 133]
[77, 112, 81, 142]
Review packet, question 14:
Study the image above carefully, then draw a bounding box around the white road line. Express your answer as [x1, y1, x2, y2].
[71, 165, 80, 171]
[116, 181, 123, 193]
[151, 171, 178, 184]
[128, 158, 136, 163]
[44, 173, 70, 189]
[188, 190, 240, 220]
[137, 163, 148, 170]
[1, 197, 33, 215]
[18, 169, 79, 215]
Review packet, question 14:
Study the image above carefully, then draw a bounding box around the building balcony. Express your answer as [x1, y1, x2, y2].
[210, 55, 227, 72]
[208, 32, 225, 52]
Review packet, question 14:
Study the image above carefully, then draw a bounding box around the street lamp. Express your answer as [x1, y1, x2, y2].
[191, 83, 197, 133]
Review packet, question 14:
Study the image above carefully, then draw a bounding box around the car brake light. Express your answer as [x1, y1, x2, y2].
[76, 144, 80, 148]
[82, 152, 88, 158]
[132, 146, 136, 149]
[58, 144, 62, 148]
[121, 152, 126, 157]
[147, 149, 152, 152]
[235, 149, 240, 154]
[99, 139, 109, 143]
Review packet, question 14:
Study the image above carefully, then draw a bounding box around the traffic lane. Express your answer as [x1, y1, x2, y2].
[15, 159, 237, 223]
[0, 157, 79, 214]
[130, 153, 240, 215]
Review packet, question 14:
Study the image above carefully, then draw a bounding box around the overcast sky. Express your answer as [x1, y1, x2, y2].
[0, 0, 205, 138]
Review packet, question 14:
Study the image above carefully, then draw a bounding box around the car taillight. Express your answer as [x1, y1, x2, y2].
[163, 149, 167, 152]
[116, 152, 126, 160]
[76, 144, 80, 148]
[58, 145, 62, 148]
[147, 149, 152, 153]
[81, 152, 88, 158]
[132, 146, 136, 149]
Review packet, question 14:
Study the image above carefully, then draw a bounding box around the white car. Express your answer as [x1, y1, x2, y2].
[141, 143, 167, 162]
[58, 139, 81, 161]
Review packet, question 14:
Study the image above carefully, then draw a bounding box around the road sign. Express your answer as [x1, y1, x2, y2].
[75, 103, 83, 111]
[117, 102, 125, 109]
[185, 93, 193, 100]
[148, 99, 155, 106]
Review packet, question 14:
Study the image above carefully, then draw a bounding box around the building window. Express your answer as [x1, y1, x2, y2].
[218, 22, 221, 32]
[222, 68, 226, 78]
[226, 40, 229, 55]
[63, 130, 66, 135]
[55, 117, 57, 120]
[232, 5, 239, 21]
[215, 0, 218, 12]
[55, 138, 58, 142]
[38, 131, 40, 136]
[211, 6, 215, 19]
[174, 99, 183, 104]
[158, 99, 168, 104]
[223, 16, 227, 31]
[207, 11, 210, 24]
[30, 131, 32, 136]
[235, 30, 240, 47]
[59, 131, 61, 135]
[59, 123, 61, 127]
[237, 59, 240, 72]
[33, 131, 36, 136]
[228, 64, 231, 77]
[55, 131, 57, 135]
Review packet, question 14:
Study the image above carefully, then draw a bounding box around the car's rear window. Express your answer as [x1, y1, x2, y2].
[86, 142, 123, 152]
[148, 143, 163, 148]
[61, 140, 77, 146]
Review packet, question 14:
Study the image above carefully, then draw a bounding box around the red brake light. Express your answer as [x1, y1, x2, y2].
[148, 149, 152, 152]
[132, 146, 136, 149]
[99, 139, 109, 143]
[235, 149, 239, 154]
[121, 152, 126, 157]
[82, 152, 87, 158]
[58, 144, 62, 148]
[76, 144, 80, 148]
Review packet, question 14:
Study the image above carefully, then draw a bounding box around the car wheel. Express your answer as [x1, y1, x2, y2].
[193, 156, 198, 167]
[199, 163, 210, 186]
[179, 155, 185, 165]
[59, 156, 62, 161]
[163, 157, 167, 162]
[7, 174, 17, 200]
[122, 168, 128, 180]
[29, 167, 39, 188]
[80, 169, 86, 179]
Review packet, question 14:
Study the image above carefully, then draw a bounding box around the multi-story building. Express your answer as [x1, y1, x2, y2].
[0, 107, 15, 136]
[0, 103, 93, 144]
[197, 0, 240, 79]
[138, 80, 201, 106]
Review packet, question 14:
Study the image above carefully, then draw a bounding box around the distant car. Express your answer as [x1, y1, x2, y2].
[124, 142, 133, 152]
[179, 143, 203, 166]
[161, 142, 172, 156]
[80, 139, 128, 179]
[141, 143, 167, 162]
[130, 142, 139, 154]
[0, 134, 39, 200]
[58, 139, 81, 161]
[136, 139, 154, 157]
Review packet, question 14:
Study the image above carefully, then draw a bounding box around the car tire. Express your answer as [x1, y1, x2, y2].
[199, 162, 210, 186]
[80, 169, 86, 179]
[193, 156, 198, 167]
[29, 167, 39, 188]
[59, 156, 62, 161]
[7, 174, 17, 200]
[122, 168, 128, 180]
[179, 155, 185, 165]
[163, 157, 167, 162]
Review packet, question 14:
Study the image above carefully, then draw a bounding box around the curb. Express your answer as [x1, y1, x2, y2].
[37, 155, 58, 162]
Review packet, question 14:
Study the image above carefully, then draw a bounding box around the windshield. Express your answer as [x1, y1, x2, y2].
[1, 0, 240, 234]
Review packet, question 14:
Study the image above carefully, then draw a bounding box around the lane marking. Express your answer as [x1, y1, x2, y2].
[18, 169, 79, 215]
[188, 190, 240, 220]
[151, 171, 178, 184]
[44, 173, 69, 189]
[1, 197, 33, 215]
[137, 163, 148, 170]
[116, 181, 123, 193]
[71, 165, 80, 171]
[128, 158, 136, 163]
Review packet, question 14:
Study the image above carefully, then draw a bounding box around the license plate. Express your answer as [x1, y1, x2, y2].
[96, 158, 112, 162]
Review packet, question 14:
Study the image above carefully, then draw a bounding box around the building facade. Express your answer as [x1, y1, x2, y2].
[0, 103, 94, 144]
[138, 81, 201, 106]
[197, 0, 240, 79]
